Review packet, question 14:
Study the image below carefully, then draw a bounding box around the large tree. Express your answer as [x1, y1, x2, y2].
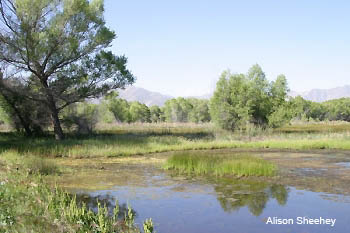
[210, 65, 289, 130]
[0, 0, 134, 139]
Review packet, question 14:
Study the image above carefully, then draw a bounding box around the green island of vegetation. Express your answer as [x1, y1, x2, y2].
[163, 152, 277, 177]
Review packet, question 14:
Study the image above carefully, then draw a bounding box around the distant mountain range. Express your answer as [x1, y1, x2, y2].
[118, 86, 173, 106]
[289, 85, 350, 102]
[117, 85, 350, 106]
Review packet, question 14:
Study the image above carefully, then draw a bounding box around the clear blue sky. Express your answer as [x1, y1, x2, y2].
[104, 0, 350, 97]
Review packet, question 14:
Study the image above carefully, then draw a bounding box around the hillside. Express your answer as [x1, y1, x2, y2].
[290, 85, 350, 102]
[118, 86, 173, 106]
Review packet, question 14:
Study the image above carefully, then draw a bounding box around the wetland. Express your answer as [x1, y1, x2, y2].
[52, 150, 350, 233]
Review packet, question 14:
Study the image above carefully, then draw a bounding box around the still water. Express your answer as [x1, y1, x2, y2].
[65, 159, 350, 233]
[65, 164, 350, 233]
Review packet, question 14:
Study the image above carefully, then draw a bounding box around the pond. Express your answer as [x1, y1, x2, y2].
[56, 151, 350, 233]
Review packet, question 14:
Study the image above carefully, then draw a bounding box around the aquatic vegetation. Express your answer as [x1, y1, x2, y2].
[0, 154, 153, 233]
[163, 152, 277, 177]
[0, 171, 153, 233]
[143, 218, 154, 233]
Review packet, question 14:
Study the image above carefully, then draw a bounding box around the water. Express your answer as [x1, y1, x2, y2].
[69, 162, 350, 233]
[336, 162, 350, 169]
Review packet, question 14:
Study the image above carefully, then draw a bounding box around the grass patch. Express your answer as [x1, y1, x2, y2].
[1, 122, 350, 159]
[0, 150, 59, 175]
[163, 152, 277, 177]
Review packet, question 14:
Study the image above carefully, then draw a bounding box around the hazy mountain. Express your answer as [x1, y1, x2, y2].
[118, 86, 173, 106]
[290, 85, 350, 102]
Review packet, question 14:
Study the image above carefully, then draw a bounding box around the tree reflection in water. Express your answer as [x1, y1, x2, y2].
[212, 177, 289, 216]
[75, 193, 137, 219]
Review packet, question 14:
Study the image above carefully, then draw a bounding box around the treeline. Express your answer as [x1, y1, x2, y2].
[270, 96, 350, 125]
[2, 63, 350, 135]
[210, 65, 350, 130]
[104, 92, 211, 124]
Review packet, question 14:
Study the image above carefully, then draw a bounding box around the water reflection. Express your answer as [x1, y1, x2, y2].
[74, 176, 289, 219]
[68, 165, 350, 233]
[211, 177, 289, 216]
[75, 193, 137, 219]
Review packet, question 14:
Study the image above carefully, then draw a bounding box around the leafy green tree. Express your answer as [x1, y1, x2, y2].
[149, 105, 164, 123]
[210, 71, 252, 130]
[210, 65, 289, 130]
[104, 92, 131, 123]
[163, 98, 194, 122]
[270, 75, 289, 110]
[267, 100, 295, 128]
[129, 102, 151, 123]
[97, 101, 115, 124]
[188, 98, 211, 123]
[0, 0, 134, 139]
[323, 98, 350, 121]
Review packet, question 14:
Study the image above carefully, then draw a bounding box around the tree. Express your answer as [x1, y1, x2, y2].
[149, 105, 163, 123]
[163, 98, 193, 123]
[323, 98, 350, 121]
[210, 65, 289, 130]
[209, 71, 251, 130]
[104, 92, 131, 123]
[188, 98, 211, 123]
[0, 0, 134, 139]
[129, 102, 150, 123]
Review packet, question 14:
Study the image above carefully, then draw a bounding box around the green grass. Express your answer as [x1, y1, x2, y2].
[0, 153, 153, 233]
[276, 123, 350, 133]
[1, 150, 59, 175]
[163, 152, 277, 177]
[1, 122, 350, 159]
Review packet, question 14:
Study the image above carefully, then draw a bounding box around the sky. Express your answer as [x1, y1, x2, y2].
[104, 0, 350, 97]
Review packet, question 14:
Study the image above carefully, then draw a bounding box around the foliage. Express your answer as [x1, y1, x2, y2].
[129, 102, 151, 123]
[2, 122, 350, 159]
[163, 98, 191, 122]
[269, 96, 350, 127]
[143, 218, 154, 233]
[0, 0, 135, 139]
[149, 105, 164, 123]
[163, 97, 210, 123]
[0, 153, 153, 233]
[187, 98, 211, 123]
[323, 98, 350, 121]
[61, 103, 99, 134]
[210, 65, 289, 130]
[104, 92, 131, 123]
[163, 152, 277, 177]
[0, 76, 51, 136]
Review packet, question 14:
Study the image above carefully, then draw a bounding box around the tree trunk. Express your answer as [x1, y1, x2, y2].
[42, 79, 65, 140]
[47, 96, 64, 140]
[51, 108, 64, 140]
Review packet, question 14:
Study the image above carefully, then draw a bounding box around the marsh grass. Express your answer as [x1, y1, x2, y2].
[163, 152, 277, 177]
[1, 122, 350, 159]
[276, 122, 350, 133]
[23, 156, 59, 175]
[0, 158, 153, 233]
[0, 150, 59, 175]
